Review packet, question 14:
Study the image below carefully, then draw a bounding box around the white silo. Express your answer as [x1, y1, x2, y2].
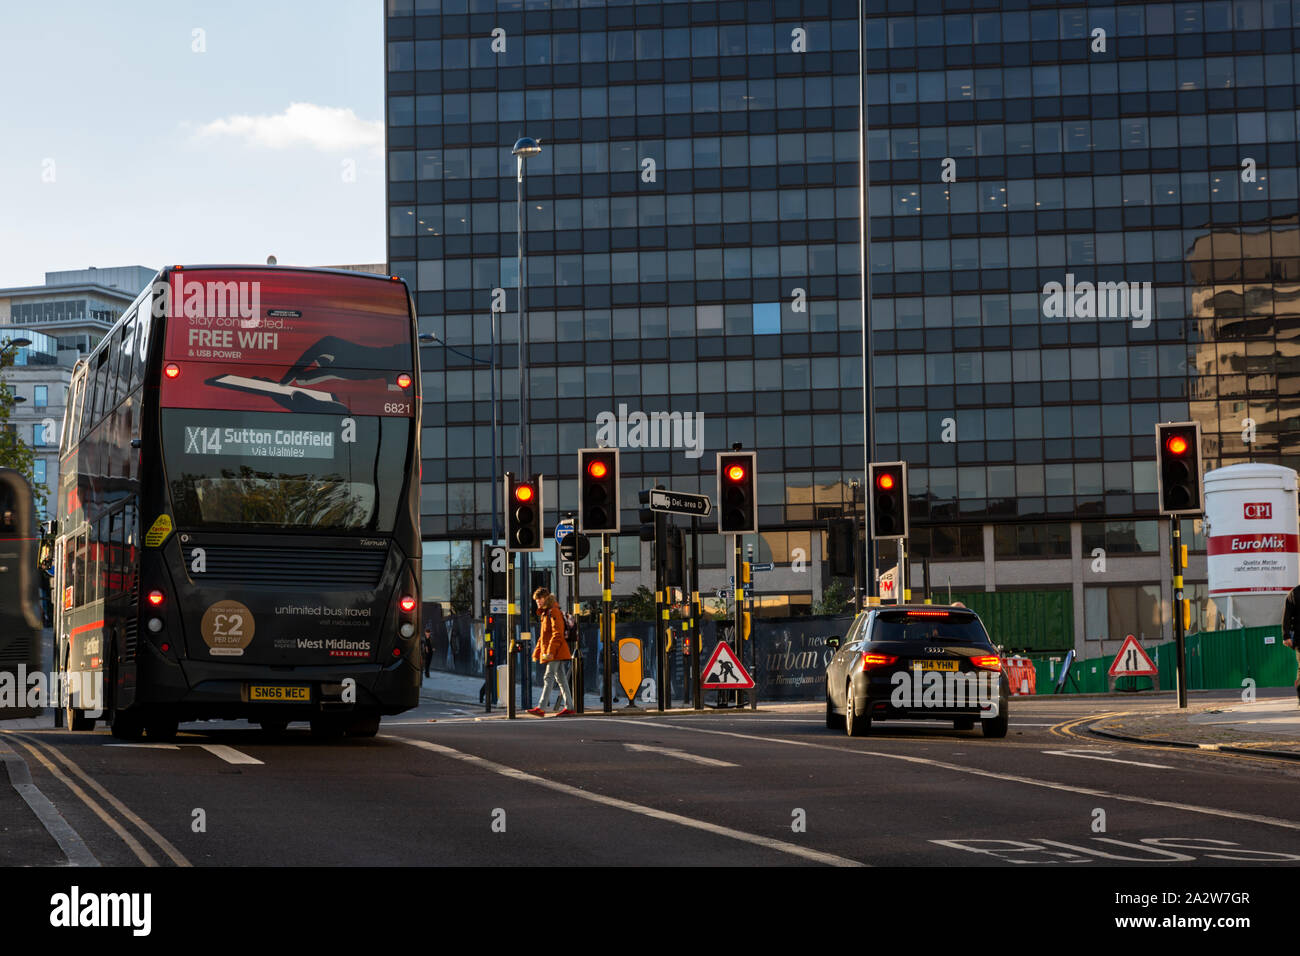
[1203, 463, 1300, 629]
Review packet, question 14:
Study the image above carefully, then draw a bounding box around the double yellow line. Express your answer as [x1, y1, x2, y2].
[2, 731, 190, 867]
[1049, 712, 1300, 769]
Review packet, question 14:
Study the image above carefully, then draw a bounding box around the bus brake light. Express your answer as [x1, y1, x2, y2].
[164, 363, 180, 379]
[397, 373, 412, 388]
[147, 590, 165, 606]
[399, 595, 416, 613]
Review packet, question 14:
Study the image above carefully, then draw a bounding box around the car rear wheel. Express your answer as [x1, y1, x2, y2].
[845, 683, 870, 737]
[825, 689, 844, 730]
[981, 707, 1009, 738]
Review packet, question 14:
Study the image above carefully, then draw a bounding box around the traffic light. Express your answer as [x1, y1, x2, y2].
[717, 451, 758, 535]
[868, 462, 908, 540]
[505, 472, 544, 552]
[664, 525, 685, 588]
[1155, 422, 1203, 515]
[638, 487, 661, 543]
[827, 518, 855, 577]
[578, 448, 620, 534]
[486, 545, 508, 601]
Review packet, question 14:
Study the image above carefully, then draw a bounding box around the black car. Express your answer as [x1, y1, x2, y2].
[824, 605, 1009, 738]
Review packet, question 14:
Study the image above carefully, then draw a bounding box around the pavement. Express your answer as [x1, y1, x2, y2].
[419, 667, 646, 712]
[1084, 690, 1300, 759]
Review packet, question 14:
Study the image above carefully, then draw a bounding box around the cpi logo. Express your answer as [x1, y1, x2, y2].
[1243, 502, 1272, 520]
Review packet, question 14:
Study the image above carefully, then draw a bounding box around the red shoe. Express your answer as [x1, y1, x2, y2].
[526, 707, 545, 717]
[553, 708, 575, 717]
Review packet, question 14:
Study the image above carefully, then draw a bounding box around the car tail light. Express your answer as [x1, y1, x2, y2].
[147, 590, 165, 606]
[861, 652, 899, 670]
[906, 610, 948, 617]
[970, 655, 1002, 670]
[399, 595, 416, 613]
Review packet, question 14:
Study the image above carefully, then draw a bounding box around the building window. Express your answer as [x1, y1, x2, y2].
[1080, 520, 1159, 555]
[1084, 584, 1166, 643]
[33, 459, 46, 484]
[33, 385, 47, 408]
[994, 523, 1071, 558]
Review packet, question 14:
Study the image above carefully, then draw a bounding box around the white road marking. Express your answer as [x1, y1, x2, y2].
[0, 742, 99, 866]
[391, 736, 863, 867]
[1042, 749, 1171, 770]
[198, 744, 263, 765]
[105, 742, 262, 765]
[624, 743, 738, 767]
[610, 720, 1300, 833]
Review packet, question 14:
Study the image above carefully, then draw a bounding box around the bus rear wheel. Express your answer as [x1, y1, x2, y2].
[145, 717, 179, 741]
[345, 713, 381, 738]
[310, 716, 347, 740]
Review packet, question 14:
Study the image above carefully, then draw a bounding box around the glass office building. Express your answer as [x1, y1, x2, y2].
[386, 0, 865, 617]
[387, 0, 1300, 648]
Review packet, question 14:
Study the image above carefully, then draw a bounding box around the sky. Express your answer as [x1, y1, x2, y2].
[0, 1, 386, 288]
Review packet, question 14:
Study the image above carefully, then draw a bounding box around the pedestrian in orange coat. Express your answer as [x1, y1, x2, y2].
[527, 588, 574, 716]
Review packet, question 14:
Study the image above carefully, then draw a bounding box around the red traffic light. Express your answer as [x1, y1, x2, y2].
[726, 464, 746, 482]
[877, 472, 895, 490]
[587, 459, 608, 479]
[514, 484, 534, 503]
[1165, 434, 1189, 456]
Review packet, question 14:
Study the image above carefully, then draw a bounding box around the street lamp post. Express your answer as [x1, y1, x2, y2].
[512, 136, 541, 713]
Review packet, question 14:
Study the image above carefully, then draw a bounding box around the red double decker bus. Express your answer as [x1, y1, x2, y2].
[55, 265, 423, 739]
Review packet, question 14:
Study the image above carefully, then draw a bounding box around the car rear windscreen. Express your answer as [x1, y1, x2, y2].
[872, 612, 991, 645]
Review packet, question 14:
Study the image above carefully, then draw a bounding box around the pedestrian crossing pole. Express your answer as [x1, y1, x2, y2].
[691, 516, 702, 711]
[506, 556, 516, 720]
[602, 533, 613, 715]
[734, 535, 744, 708]
[1171, 516, 1188, 709]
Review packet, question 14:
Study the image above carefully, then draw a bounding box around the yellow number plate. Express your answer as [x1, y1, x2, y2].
[250, 685, 311, 702]
[912, 660, 959, 672]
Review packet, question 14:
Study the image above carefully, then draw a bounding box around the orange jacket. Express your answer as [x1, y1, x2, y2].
[534, 604, 571, 663]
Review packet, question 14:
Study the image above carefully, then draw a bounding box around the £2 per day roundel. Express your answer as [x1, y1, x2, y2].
[201, 600, 255, 656]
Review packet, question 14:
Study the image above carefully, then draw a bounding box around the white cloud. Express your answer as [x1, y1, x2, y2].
[195, 102, 383, 153]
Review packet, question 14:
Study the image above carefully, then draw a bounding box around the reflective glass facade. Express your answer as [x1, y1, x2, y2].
[386, 0, 865, 614]
[387, 0, 1300, 641]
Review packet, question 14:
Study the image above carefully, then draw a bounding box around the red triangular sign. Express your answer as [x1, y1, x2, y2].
[1107, 634, 1158, 676]
[701, 641, 754, 689]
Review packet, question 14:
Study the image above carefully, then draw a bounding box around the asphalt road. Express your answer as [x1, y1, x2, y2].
[3, 690, 1299, 871]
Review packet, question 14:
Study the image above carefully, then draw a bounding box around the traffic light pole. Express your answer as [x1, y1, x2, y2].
[691, 516, 701, 711]
[897, 537, 907, 604]
[655, 525, 666, 713]
[506, 557, 516, 719]
[1171, 516, 1188, 709]
[602, 533, 612, 714]
[733, 535, 744, 708]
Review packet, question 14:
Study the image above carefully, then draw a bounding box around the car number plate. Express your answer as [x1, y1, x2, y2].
[912, 660, 959, 672]
[250, 685, 311, 702]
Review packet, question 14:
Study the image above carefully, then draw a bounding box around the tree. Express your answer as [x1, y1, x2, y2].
[615, 585, 656, 622]
[813, 578, 851, 616]
[0, 360, 43, 513]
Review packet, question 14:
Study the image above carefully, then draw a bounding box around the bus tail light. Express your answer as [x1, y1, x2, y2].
[147, 590, 165, 606]
[164, 363, 180, 379]
[399, 595, 416, 613]
[397, 373, 412, 388]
